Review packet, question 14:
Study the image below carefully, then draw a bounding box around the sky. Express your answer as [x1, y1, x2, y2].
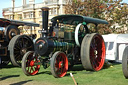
[0, 0, 128, 18]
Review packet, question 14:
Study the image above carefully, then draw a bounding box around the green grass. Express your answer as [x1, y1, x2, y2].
[0, 63, 128, 85]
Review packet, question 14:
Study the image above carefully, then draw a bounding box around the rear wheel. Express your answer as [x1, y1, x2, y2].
[22, 51, 40, 76]
[122, 46, 128, 79]
[9, 35, 34, 66]
[51, 51, 68, 78]
[81, 33, 105, 71]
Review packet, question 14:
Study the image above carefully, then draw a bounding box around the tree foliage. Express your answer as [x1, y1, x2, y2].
[105, 0, 128, 33]
[65, 0, 128, 34]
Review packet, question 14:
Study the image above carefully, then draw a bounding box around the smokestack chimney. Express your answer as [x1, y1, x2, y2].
[29, 0, 35, 4]
[12, 0, 15, 8]
[22, 0, 26, 6]
[12, 0, 15, 19]
[41, 7, 49, 37]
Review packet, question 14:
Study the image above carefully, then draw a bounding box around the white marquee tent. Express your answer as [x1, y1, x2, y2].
[102, 34, 128, 62]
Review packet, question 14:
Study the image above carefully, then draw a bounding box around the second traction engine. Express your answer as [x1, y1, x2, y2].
[21, 7, 108, 78]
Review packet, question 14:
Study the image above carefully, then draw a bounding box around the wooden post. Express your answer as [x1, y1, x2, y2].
[70, 73, 78, 85]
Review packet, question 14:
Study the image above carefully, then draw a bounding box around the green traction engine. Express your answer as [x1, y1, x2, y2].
[21, 7, 108, 78]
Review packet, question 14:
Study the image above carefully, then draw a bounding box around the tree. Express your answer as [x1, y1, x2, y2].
[65, 0, 128, 34]
[65, 0, 107, 18]
[105, 0, 128, 33]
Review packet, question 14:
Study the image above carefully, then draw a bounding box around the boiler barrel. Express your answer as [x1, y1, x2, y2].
[35, 38, 74, 56]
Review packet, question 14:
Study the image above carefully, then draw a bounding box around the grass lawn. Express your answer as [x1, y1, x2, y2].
[0, 63, 128, 85]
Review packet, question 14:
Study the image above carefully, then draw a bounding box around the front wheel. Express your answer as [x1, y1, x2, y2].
[22, 51, 40, 76]
[81, 33, 105, 71]
[51, 51, 68, 78]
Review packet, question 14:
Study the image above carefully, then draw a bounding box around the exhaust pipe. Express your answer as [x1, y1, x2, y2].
[41, 7, 49, 37]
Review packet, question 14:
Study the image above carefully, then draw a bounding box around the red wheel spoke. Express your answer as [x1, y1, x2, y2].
[58, 56, 61, 62]
[88, 34, 105, 71]
[90, 56, 96, 66]
[51, 52, 68, 78]
[23, 51, 40, 76]
[55, 63, 59, 68]
[61, 67, 63, 74]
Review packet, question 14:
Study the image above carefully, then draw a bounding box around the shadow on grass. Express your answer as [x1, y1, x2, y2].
[108, 60, 122, 64]
[103, 61, 121, 69]
[68, 65, 85, 71]
[112, 62, 121, 65]
[0, 64, 19, 69]
[0, 75, 20, 81]
[37, 71, 52, 75]
[66, 65, 94, 76]
[36, 64, 94, 77]
[10, 80, 33, 85]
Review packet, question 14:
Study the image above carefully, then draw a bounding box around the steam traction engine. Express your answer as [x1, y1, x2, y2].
[0, 18, 39, 67]
[22, 7, 108, 77]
